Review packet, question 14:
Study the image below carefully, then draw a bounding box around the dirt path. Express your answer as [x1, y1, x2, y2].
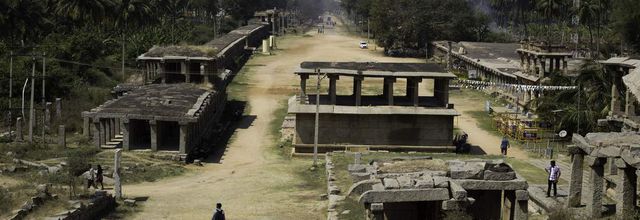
[123, 18, 423, 220]
[451, 94, 529, 159]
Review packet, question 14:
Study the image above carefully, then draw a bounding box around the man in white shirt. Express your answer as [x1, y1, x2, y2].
[545, 160, 561, 197]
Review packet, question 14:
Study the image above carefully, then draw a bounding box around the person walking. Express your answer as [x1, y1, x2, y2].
[212, 203, 225, 220]
[85, 164, 97, 189]
[545, 160, 561, 197]
[96, 165, 104, 190]
[500, 136, 510, 156]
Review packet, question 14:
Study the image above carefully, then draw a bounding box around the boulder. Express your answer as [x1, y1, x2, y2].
[397, 176, 414, 189]
[450, 161, 486, 179]
[48, 165, 62, 174]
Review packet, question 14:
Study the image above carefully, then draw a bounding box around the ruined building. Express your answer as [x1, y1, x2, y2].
[288, 62, 459, 153]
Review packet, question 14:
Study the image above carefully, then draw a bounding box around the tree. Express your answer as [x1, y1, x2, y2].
[577, 0, 599, 57]
[113, 0, 154, 81]
[54, 0, 115, 23]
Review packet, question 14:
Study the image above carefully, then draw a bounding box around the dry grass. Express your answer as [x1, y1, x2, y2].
[378, 159, 448, 173]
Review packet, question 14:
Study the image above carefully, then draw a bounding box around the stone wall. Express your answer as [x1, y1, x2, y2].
[295, 114, 454, 146]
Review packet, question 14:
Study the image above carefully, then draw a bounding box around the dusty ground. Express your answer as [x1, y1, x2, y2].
[122, 17, 529, 219]
[123, 18, 423, 220]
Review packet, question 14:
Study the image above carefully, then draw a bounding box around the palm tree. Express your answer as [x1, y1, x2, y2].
[576, 0, 598, 57]
[113, 0, 154, 82]
[0, 0, 50, 45]
[54, 0, 115, 23]
[536, 0, 566, 43]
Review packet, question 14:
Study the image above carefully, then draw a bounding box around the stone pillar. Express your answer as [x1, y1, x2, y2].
[105, 119, 111, 142]
[115, 118, 120, 135]
[16, 117, 23, 142]
[563, 58, 568, 74]
[412, 78, 422, 106]
[179, 122, 188, 154]
[368, 203, 384, 220]
[514, 190, 529, 220]
[329, 75, 338, 105]
[611, 84, 622, 116]
[262, 39, 270, 54]
[160, 62, 166, 84]
[300, 75, 308, 103]
[201, 64, 209, 83]
[181, 61, 189, 83]
[122, 119, 130, 151]
[608, 158, 618, 175]
[93, 120, 101, 148]
[353, 76, 362, 106]
[150, 120, 158, 151]
[586, 156, 605, 218]
[540, 60, 546, 76]
[110, 118, 116, 139]
[626, 89, 636, 117]
[114, 149, 122, 199]
[568, 151, 585, 207]
[58, 125, 66, 148]
[44, 102, 51, 127]
[55, 98, 62, 120]
[83, 117, 90, 137]
[384, 77, 396, 105]
[100, 119, 107, 146]
[615, 158, 637, 219]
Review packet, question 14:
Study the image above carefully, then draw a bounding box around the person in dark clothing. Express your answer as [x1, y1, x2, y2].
[96, 165, 104, 190]
[212, 203, 225, 220]
[500, 136, 510, 156]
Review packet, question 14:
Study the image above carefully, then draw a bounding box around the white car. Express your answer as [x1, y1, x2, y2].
[359, 41, 368, 49]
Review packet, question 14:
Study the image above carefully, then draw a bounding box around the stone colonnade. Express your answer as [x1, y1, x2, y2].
[517, 52, 570, 78]
[298, 74, 449, 107]
[567, 145, 638, 219]
[141, 59, 215, 85]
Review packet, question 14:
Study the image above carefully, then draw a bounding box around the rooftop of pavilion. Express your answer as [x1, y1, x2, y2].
[137, 32, 247, 60]
[295, 62, 455, 78]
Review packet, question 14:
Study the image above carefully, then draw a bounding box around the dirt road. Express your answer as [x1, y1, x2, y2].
[124, 19, 422, 219]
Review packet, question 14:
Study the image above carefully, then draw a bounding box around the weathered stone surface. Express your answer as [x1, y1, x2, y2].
[590, 146, 622, 157]
[615, 158, 628, 168]
[415, 176, 434, 188]
[516, 190, 529, 201]
[585, 156, 606, 167]
[124, 199, 137, 206]
[350, 172, 370, 182]
[348, 164, 368, 173]
[423, 171, 447, 177]
[572, 134, 594, 154]
[452, 179, 528, 190]
[359, 188, 450, 203]
[483, 170, 516, 181]
[586, 160, 604, 218]
[621, 148, 640, 169]
[396, 176, 413, 189]
[433, 176, 449, 188]
[372, 183, 384, 191]
[441, 198, 475, 211]
[449, 181, 467, 200]
[328, 186, 341, 195]
[347, 179, 381, 196]
[383, 178, 400, 189]
[450, 161, 486, 179]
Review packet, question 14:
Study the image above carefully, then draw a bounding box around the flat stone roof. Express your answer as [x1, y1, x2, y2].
[86, 83, 214, 122]
[432, 41, 523, 80]
[296, 62, 455, 78]
[287, 97, 460, 116]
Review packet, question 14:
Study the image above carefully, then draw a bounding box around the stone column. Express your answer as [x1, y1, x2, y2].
[514, 190, 529, 220]
[122, 119, 130, 151]
[567, 151, 585, 207]
[563, 58, 568, 74]
[540, 60, 546, 76]
[615, 158, 637, 219]
[58, 125, 66, 148]
[16, 117, 23, 142]
[114, 149, 122, 199]
[150, 120, 158, 151]
[110, 118, 116, 139]
[368, 203, 384, 220]
[329, 75, 338, 105]
[300, 75, 308, 103]
[55, 98, 62, 120]
[353, 76, 363, 106]
[105, 119, 111, 143]
[100, 119, 107, 146]
[179, 122, 188, 154]
[115, 118, 120, 135]
[611, 84, 622, 116]
[83, 116, 90, 137]
[626, 89, 636, 117]
[160, 61, 166, 84]
[181, 61, 190, 83]
[201, 64, 209, 83]
[608, 158, 618, 175]
[384, 77, 396, 105]
[412, 78, 422, 106]
[93, 120, 101, 148]
[44, 102, 51, 127]
[585, 156, 605, 218]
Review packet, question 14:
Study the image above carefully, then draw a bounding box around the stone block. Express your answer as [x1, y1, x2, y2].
[433, 176, 449, 188]
[591, 146, 622, 157]
[450, 161, 485, 179]
[383, 178, 400, 189]
[449, 181, 467, 200]
[586, 156, 606, 167]
[621, 149, 640, 169]
[350, 172, 370, 182]
[124, 199, 137, 207]
[329, 186, 341, 195]
[615, 158, 628, 168]
[441, 198, 475, 211]
[516, 190, 529, 201]
[397, 176, 413, 189]
[483, 170, 516, 181]
[359, 188, 450, 203]
[453, 179, 528, 190]
[415, 176, 434, 188]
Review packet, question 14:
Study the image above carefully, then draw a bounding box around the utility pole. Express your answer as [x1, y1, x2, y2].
[367, 17, 370, 41]
[28, 55, 35, 143]
[41, 52, 46, 144]
[313, 68, 321, 167]
[122, 32, 126, 83]
[8, 51, 13, 140]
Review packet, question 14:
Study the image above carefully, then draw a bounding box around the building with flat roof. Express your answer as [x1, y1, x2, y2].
[82, 83, 226, 154]
[288, 62, 459, 153]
